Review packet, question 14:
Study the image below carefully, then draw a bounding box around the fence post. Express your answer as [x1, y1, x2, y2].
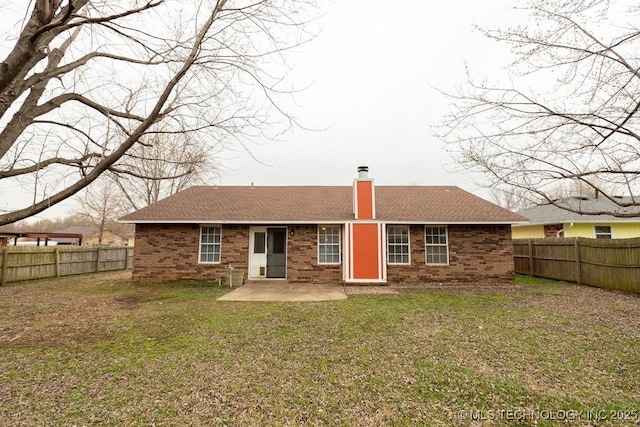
[128, 247, 134, 269]
[528, 240, 534, 276]
[574, 238, 582, 286]
[54, 247, 60, 277]
[1, 247, 8, 286]
[96, 247, 101, 273]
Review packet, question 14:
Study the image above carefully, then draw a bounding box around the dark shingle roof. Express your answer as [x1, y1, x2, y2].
[120, 185, 525, 224]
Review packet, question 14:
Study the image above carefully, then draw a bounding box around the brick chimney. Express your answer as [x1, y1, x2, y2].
[346, 166, 385, 282]
[354, 166, 375, 220]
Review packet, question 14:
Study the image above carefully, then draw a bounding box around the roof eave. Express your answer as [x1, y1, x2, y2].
[512, 219, 640, 227]
[119, 219, 527, 225]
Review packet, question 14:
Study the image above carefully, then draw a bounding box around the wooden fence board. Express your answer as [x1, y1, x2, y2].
[0, 246, 133, 285]
[58, 248, 98, 276]
[514, 238, 640, 294]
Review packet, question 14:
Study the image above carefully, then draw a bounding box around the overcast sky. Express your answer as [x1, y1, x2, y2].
[3, 0, 524, 221]
[218, 0, 518, 187]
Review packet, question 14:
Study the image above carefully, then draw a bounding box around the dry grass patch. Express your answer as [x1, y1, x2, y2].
[0, 272, 638, 425]
[344, 286, 399, 295]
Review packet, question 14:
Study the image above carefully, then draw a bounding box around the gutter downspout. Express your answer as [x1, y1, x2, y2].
[556, 222, 574, 238]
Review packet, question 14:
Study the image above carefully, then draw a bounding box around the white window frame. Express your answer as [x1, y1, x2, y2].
[199, 225, 222, 263]
[425, 226, 449, 265]
[387, 225, 411, 265]
[318, 225, 341, 264]
[594, 225, 612, 239]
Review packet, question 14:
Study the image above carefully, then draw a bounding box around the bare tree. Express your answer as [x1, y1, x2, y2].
[438, 0, 640, 217]
[76, 180, 126, 244]
[489, 187, 534, 212]
[109, 131, 214, 211]
[0, 0, 316, 226]
[490, 177, 619, 211]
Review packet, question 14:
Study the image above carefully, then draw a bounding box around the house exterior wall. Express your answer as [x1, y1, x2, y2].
[513, 222, 640, 239]
[132, 223, 342, 283]
[132, 223, 250, 282]
[564, 223, 590, 238]
[132, 223, 514, 284]
[609, 223, 640, 238]
[287, 225, 342, 283]
[564, 222, 640, 239]
[543, 224, 564, 238]
[83, 230, 125, 246]
[386, 225, 514, 284]
[512, 225, 544, 239]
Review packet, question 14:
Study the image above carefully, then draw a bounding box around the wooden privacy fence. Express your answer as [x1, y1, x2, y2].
[0, 246, 134, 285]
[513, 238, 640, 294]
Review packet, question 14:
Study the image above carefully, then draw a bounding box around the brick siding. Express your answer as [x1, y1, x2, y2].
[287, 225, 342, 283]
[543, 223, 564, 238]
[132, 223, 514, 285]
[132, 224, 341, 283]
[132, 223, 249, 282]
[386, 225, 514, 285]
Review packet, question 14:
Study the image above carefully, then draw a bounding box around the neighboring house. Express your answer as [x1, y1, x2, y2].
[120, 167, 526, 285]
[513, 196, 640, 239]
[53, 226, 125, 246]
[124, 230, 136, 247]
[0, 228, 83, 246]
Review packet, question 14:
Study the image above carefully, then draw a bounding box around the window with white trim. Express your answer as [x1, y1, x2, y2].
[387, 226, 410, 264]
[318, 225, 340, 264]
[425, 226, 448, 265]
[594, 225, 612, 239]
[199, 226, 221, 263]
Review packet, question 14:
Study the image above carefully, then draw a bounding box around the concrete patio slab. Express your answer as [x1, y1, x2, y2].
[217, 281, 347, 302]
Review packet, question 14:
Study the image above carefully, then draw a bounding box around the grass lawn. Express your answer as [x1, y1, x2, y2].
[0, 272, 638, 426]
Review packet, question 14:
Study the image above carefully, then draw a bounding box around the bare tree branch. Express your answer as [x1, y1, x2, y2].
[107, 130, 214, 210]
[437, 0, 640, 217]
[0, 0, 318, 224]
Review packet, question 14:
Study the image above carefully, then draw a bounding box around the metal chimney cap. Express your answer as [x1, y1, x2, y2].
[357, 166, 369, 179]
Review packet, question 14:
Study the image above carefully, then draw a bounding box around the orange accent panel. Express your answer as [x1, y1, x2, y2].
[352, 223, 379, 279]
[356, 181, 373, 219]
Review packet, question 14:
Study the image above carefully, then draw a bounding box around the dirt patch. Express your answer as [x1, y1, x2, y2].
[345, 281, 514, 294]
[113, 294, 143, 307]
[0, 271, 132, 347]
[113, 290, 176, 307]
[344, 286, 399, 295]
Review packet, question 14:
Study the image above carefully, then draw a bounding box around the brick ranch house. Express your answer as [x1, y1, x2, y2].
[120, 167, 526, 285]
